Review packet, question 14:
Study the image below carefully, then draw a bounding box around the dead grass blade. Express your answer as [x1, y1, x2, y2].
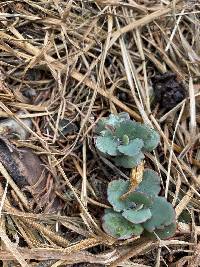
[0, 0, 199, 265]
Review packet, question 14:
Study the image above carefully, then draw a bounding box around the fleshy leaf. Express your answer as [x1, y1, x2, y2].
[130, 123, 160, 151]
[115, 121, 136, 139]
[100, 129, 113, 137]
[95, 118, 107, 134]
[113, 153, 144, 168]
[102, 210, 144, 239]
[144, 223, 176, 239]
[118, 138, 144, 157]
[154, 223, 176, 239]
[143, 197, 176, 232]
[117, 112, 130, 121]
[136, 169, 161, 196]
[106, 114, 120, 127]
[127, 191, 153, 207]
[122, 208, 152, 224]
[95, 113, 129, 134]
[96, 136, 118, 156]
[107, 179, 132, 212]
[106, 113, 130, 128]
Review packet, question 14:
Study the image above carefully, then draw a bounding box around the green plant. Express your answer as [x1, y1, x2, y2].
[95, 113, 159, 168]
[102, 169, 176, 240]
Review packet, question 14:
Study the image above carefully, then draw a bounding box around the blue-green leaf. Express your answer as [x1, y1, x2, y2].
[102, 210, 144, 239]
[96, 136, 118, 156]
[153, 223, 176, 239]
[95, 118, 107, 134]
[107, 179, 132, 212]
[143, 197, 176, 232]
[130, 123, 160, 151]
[136, 169, 161, 196]
[118, 138, 144, 157]
[113, 153, 144, 168]
[105, 113, 130, 128]
[144, 223, 176, 239]
[127, 192, 153, 207]
[122, 208, 152, 224]
[115, 121, 136, 139]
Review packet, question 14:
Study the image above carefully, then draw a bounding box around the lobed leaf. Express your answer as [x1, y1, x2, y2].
[143, 197, 176, 232]
[127, 191, 153, 207]
[154, 223, 176, 239]
[107, 179, 132, 212]
[95, 112, 129, 134]
[96, 136, 118, 156]
[113, 153, 144, 168]
[115, 121, 136, 139]
[105, 113, 130, 128]
[130, 123, 160, 151]
[115, 120, 159, 152]
[105, 114, 121, 127]
[122, 208, 152, 224]
[144, 222, 176, 240]
[95, 118, 107, 134]
[117, 112, 130, 121]
[102, 210, 144, 239]
[118, 138, 144, 157]
[136, 169, 161, 196]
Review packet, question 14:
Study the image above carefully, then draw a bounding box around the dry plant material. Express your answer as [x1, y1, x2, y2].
[0, 138, 61, 212]
[0, 0, 199, 266]
[0, 111, 32, 139]
[129, 161, 144, 192]
[121, 161, 144, 200]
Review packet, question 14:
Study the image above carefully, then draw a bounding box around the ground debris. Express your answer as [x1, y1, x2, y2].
[0, 0, 199, 266]
[152, 72, 186, 110]
[0, 111, 32, 139]
[0, 138, 61, 212]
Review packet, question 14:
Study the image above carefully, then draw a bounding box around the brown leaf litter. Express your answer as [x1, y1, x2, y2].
[0, 0, 199, 266]
[0, 137, 61, 213]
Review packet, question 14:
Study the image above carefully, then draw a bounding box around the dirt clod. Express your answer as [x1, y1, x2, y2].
[152, 72, 186, 110]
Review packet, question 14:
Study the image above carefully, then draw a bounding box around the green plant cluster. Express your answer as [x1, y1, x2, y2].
[95, 113, 159, 168]
[95, 113, 176, 240]
[102, 169, 176, 240]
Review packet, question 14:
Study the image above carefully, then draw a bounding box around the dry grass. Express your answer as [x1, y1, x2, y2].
[0, 0, 199, 266]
